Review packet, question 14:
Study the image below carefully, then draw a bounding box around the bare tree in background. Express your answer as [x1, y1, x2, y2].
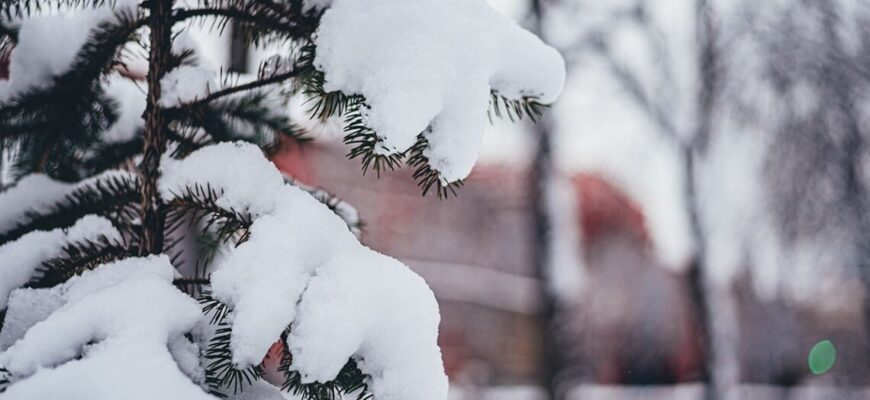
[548, 0, 870, 395]
[739, 0, 870, 371]
[529, 0, 725, 397]
[529, 0, 568, 398]
[528, 0, 870, 397]
[545, 0, 729, 398]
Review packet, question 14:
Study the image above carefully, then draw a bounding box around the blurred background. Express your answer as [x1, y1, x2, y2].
[198, 0, 870, 398]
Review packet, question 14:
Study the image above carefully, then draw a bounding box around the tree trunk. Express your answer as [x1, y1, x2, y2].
[138, 0, 174, 255]
[687, 0, 730, 398]
[682, 148, 716, 400]
[528, 1, 565, 398]
[531, 114, 564, 400]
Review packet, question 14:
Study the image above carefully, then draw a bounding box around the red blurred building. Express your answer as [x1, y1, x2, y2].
[273, 141, 705, 387]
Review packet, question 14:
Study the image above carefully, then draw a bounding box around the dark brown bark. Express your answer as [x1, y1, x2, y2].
[138, 0, 174, 255]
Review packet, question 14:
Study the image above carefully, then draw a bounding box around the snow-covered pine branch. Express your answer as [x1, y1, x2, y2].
[0, 171, 139, 244]
[308, 0, 564, 187]
[0, 0, 565, 398]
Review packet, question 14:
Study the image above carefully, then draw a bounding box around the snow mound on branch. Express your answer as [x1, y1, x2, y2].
[160, 142, 448, 400]
[159, 33, 218, 108]
[159, 65, 216, 108]
[312, 0, 565, 182]
[0, 255, 211, 400]
[0, 215, 120, 310]
[0, 288, 64, 351]
[159, 142, 286, 217]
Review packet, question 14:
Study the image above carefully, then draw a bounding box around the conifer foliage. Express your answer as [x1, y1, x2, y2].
[0, 0, 564, 399]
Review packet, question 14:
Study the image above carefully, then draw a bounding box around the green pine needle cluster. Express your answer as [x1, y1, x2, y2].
[0, 367, 8, 393]
[0, 173, 140, 244]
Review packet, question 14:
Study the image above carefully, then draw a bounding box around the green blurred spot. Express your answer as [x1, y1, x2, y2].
[808, 340, 836, 375]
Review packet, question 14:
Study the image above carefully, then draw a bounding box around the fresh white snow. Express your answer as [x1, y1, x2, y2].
[158, 33, 218, 108]
[0, 215, 120, 311]
[0, 288, 64, 351]
[159, 65, 216, 108]
[161, 142, 448, 400]
[312, 0, 565, 183]
[0, 255, 211, 400]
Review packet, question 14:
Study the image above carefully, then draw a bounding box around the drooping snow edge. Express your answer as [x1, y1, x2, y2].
[160, 142, 448, 400]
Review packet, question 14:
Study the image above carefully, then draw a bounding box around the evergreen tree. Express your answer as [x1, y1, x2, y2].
[0, 0, 564, 399]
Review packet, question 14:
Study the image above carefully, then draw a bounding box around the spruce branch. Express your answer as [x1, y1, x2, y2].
[0, 10, 144, 180]
[166, 46, 199, 73]
[80, 135, 144, 174]
[204, 325, 265, 397]
[165, 183, 254, 249]
[0, 9, 144, 124]
[278, 328, 371, 400]
[170, 68, 306, 111]
[199, 295, 264, 397]
[167, 126, 212, 158]
[170, 224, 218, 297]
[200, 293, 231, 325]
[0, 19, 17, 61]
[174, 0, 318, 45]
[172, 276, 210, 295]
[1, 87, 120, 181]
[487, 92, 547, 123]
[172, 90, 309, 153]
[343, 107, 462, 198]
[406, 134, 464, 199]
[296, 45, 469, 198]
[0, 173, 141, 245]
[0, 366, 8, 393]
[341, 100, 403, 176]
[298, 53, 359, 120]
[27, 235, 137, 289]
[1, 0, 112, 19]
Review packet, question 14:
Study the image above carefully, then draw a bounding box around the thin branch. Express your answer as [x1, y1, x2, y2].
[169, 68, 306, 111]
[594, 41, 682, 145]
[173, 7, 311, 39]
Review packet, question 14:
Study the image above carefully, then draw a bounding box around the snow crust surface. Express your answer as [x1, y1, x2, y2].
[159, 65, 216, 107]
[0, 288, 64, 351]
[0, 215, 119, 311]
[159, 33, 218, 107]
[0, 255, 211, 400]
[312, 0, 565, 182]
[161, 142, 448, 400]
